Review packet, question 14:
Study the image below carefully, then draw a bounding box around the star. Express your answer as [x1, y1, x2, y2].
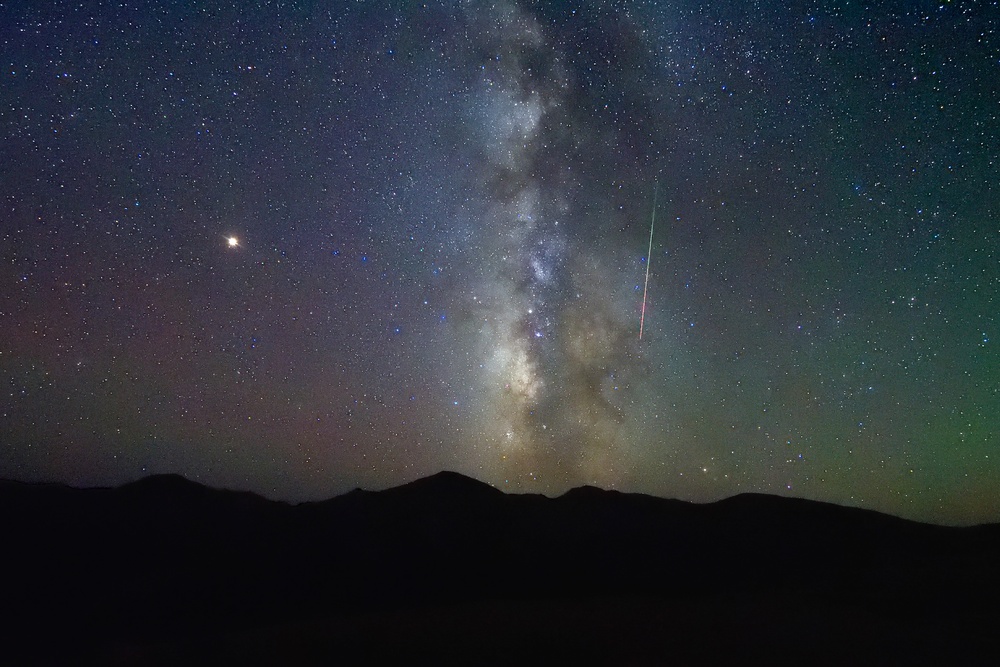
[226, 236, 240, 248]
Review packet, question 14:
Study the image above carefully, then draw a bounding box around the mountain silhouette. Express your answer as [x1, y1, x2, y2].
[384, 469, 505, 499]
[2, 472, 998, 665]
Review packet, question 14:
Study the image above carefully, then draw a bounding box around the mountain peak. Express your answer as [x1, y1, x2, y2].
[120, 473, 204, 490]
[386, 470, 503, 499]
[561, 485, 617, 499]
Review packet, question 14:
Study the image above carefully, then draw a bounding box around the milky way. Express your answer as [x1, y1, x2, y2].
[453, 2, 648, 488]
[2, 0, 998, 524]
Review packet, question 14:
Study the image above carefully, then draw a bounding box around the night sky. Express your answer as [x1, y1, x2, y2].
[2, 0, 998, 525]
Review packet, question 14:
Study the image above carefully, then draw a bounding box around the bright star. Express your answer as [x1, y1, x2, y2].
[226, 236, 240, 248]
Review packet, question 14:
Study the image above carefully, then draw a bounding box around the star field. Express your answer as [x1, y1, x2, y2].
[2, 0, 998, 524]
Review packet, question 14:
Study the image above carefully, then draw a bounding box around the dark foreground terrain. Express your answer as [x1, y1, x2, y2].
[2, 471, 999, 665]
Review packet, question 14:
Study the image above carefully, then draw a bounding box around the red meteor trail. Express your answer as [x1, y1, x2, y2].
[639, 182, 658, 340]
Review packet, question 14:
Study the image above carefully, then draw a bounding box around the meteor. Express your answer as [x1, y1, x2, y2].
[639, 182, 657, 340]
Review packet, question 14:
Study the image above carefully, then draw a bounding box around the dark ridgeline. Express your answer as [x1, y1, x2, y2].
[2, 471, 999, 665]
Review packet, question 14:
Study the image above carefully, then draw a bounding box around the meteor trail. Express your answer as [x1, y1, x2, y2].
[639, 182, 658, 340]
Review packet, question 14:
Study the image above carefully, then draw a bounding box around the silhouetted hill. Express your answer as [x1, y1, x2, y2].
[389, 469, 505, 497]
[2, 472, 998, 665]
